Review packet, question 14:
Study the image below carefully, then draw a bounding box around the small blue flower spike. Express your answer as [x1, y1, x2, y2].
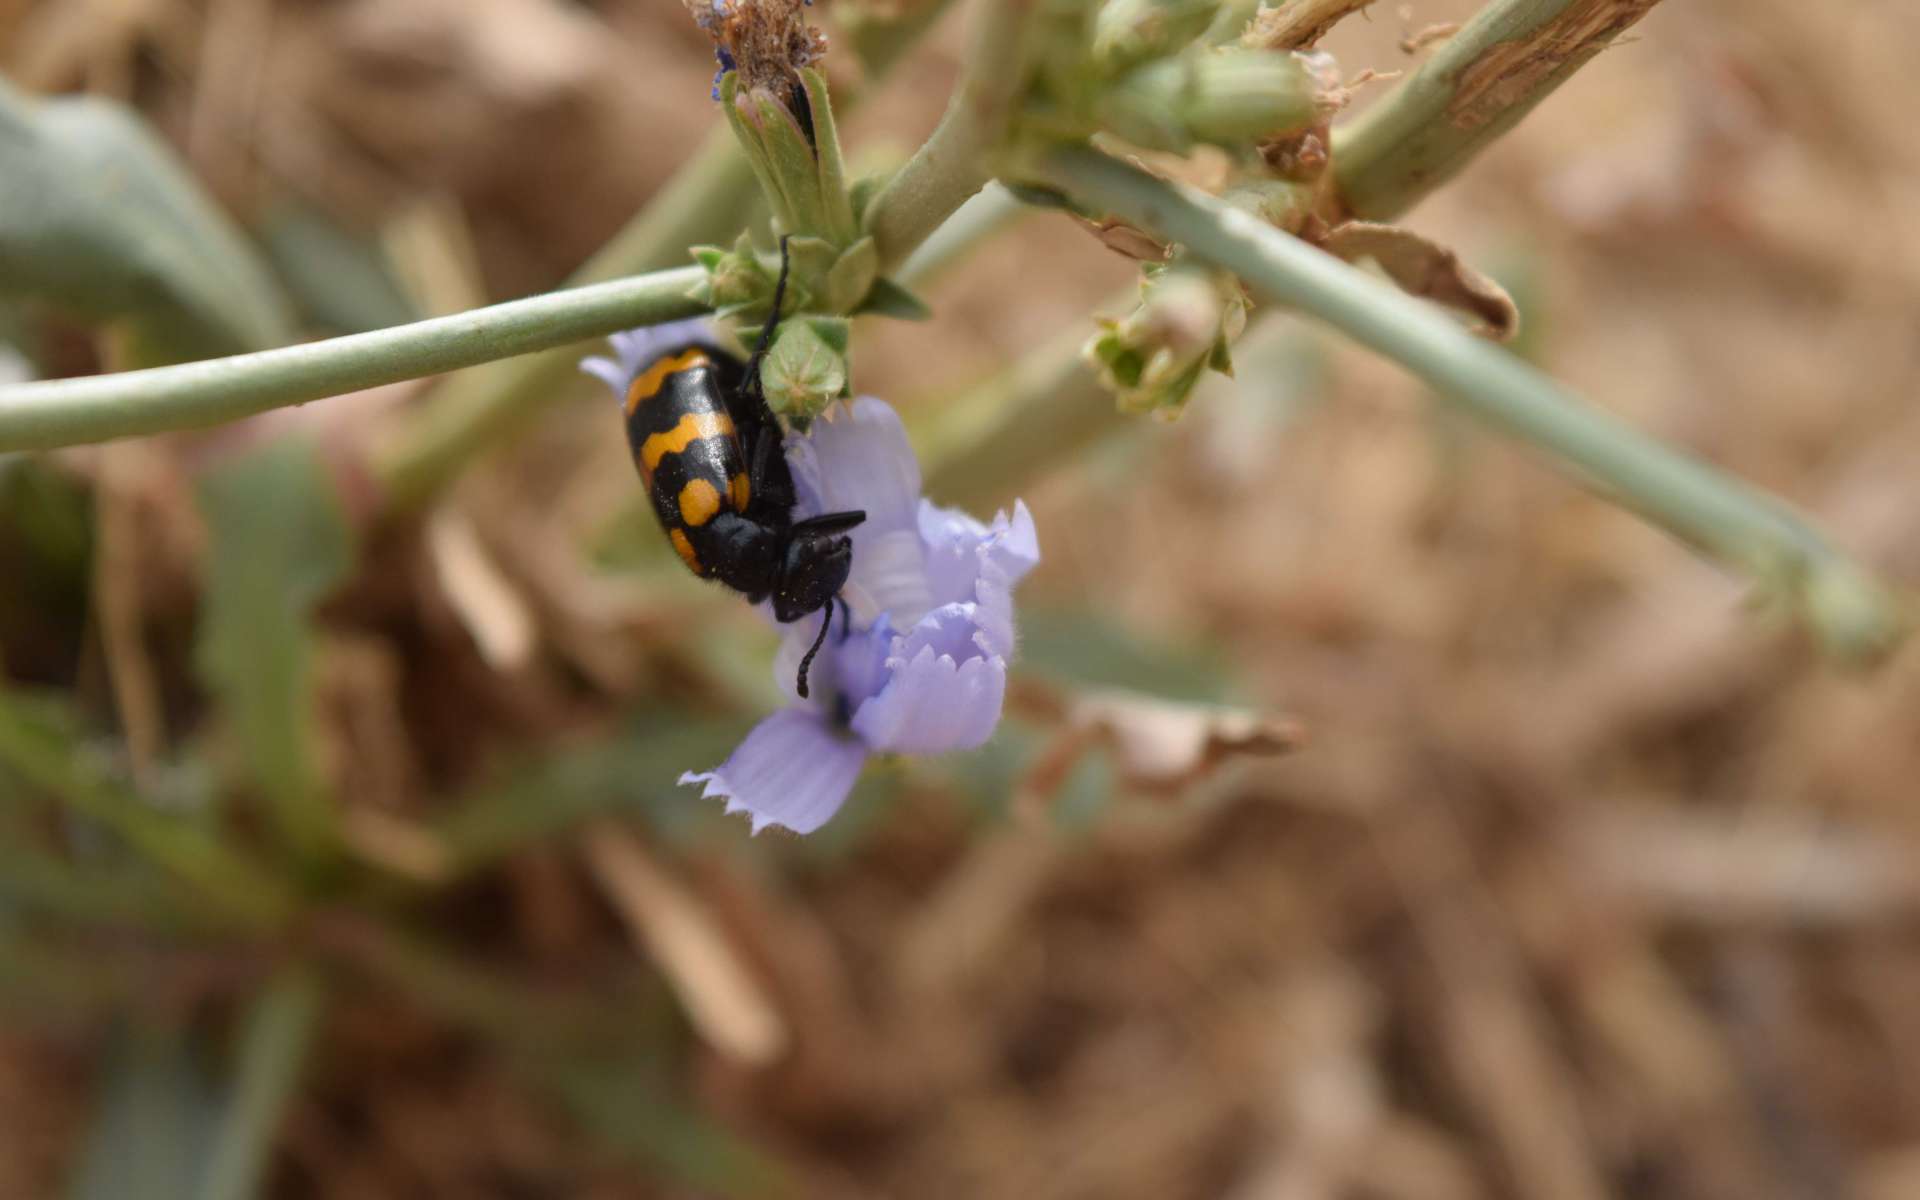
[680, 396, 1040, 835]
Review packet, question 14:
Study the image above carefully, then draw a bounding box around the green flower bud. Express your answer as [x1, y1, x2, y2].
[1099, 47, 1323, 153]
[761, 315, 851, 424]
[1092, 0, 1222, 71]
[691, 232, 779, 320]
[722, 69, 859, 248]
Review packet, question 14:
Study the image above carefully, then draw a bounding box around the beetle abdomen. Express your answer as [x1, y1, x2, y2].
[624, 347, 753, 578]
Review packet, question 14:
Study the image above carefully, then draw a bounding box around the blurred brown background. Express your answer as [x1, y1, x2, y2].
[4, 0, 1920, 1197]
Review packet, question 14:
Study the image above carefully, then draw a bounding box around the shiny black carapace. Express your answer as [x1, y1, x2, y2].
[622, 239, 864, 697]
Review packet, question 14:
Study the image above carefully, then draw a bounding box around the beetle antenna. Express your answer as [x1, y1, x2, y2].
[795, 599, 834, 700]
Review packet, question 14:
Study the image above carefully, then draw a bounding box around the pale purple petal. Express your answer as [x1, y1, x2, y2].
[786, 398, 931, 626]
[582, 318, 724, 399]
[579, 355, 630, 393]
[680, 708, 869, 835]
[987, 500, 1041, 583]
[833, 617, 895, 704]
[914, 499, 1037, 657]
[840, 528, 932, 632]
[918, 499, 1041, 607]
[772, 612, 895, 707]
[786, 397, 922, 532]
[969, 559, 1018, 661]
[850, 644, 1007, 754]
[897, 603, 990, 664]
[609, 318, 720, 373]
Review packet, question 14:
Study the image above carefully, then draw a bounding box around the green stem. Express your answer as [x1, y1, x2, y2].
[201, 965, 325, 1200]
[0, 270, 704, 454]
[1332, 0, 1664, 219]
[1043, 145, 1904, 660]
[863, 0, 1041, 273]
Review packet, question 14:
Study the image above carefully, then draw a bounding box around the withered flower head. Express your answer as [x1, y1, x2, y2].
[689, 0, 827, 106]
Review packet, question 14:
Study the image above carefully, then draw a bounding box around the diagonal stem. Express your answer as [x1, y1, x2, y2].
[0, 269, 703, 454]
[1040, 145, 1905, 661]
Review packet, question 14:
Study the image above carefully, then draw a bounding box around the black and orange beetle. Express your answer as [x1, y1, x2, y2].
[621, 239, 865, 697]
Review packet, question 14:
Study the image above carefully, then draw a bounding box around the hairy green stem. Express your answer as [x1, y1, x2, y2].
[863, 0, 1042, 273]
[1044, 145, 1904, 660]
[1333, 0, 1664, 219]
[0, 270, 704, 454]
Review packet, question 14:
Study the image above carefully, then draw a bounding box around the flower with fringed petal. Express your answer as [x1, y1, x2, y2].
[585, 323, 1038, 834]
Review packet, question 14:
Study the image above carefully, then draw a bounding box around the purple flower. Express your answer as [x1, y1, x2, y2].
[584, 324, 1039, 835]
[684, 396, 1039, 834]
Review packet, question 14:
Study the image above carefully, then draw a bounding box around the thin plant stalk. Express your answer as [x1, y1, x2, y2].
[0, 270, 705, 454]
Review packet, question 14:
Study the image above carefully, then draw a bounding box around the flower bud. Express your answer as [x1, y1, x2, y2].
[691, 232, 779, 321]
[1092, 0, 1222, 71]
[1099, 47, 1324, 153]
[761, 315, 851, 424]
[721, 70, 859, 248]
[1085, 266, 1247, 417]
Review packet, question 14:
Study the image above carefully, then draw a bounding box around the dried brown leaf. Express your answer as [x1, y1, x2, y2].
[1320, 220, 1519, 339]
[1071, 688, 1307, 797]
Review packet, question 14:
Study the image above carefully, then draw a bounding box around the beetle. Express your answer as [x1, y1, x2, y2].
[621, 238, 865, 698]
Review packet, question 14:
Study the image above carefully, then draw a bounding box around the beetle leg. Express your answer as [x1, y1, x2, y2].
[791, 509, 866, 537]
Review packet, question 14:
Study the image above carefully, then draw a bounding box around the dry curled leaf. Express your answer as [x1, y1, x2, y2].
[1072, 688, 1307, 798]
[1081, 214, 1169, 262]
[1320, 220, 1519, 339]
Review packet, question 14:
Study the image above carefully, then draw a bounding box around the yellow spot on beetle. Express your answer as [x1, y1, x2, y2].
[678, 478, 722, 526]
[639, 410, 734, 474]
[624, 349, 712, 415]
[669, 528, 702, 574]
[729, 472, 751, 510]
